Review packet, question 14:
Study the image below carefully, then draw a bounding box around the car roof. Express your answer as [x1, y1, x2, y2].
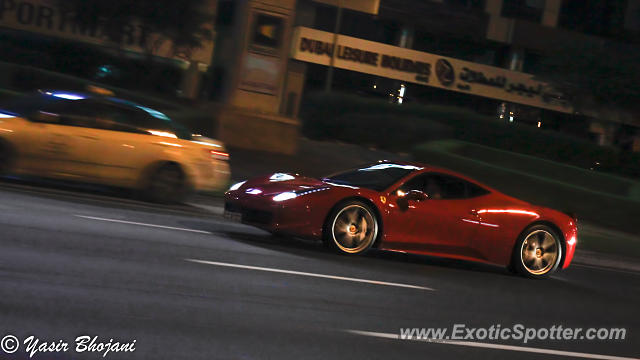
[39, 90, 172, 121]
[376, 160, 499, 192]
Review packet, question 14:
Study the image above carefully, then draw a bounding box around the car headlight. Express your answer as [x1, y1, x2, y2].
[228, 181, 246, 192]
[272, 192, 297, 202]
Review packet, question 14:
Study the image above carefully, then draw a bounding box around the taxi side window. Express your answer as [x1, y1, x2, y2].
[101, 104, 162, 135]
[90, 104, 149, 134]
[38, 101, 99, 128]
[61, 102, 100, 128]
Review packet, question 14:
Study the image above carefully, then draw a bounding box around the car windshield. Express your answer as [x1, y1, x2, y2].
[322, 163, 421, 191]
[0, 93, 66, 115]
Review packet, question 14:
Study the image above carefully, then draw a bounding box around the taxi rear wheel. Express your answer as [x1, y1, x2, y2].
[146, 163, 187, 204]
[0, 142, 13, 176]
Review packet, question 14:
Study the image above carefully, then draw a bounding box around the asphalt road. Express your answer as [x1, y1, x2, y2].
[0, 184, 639, 360]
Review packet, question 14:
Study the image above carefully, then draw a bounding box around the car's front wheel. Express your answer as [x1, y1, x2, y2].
[512, 225, 563, 279]
[324, 201, 379, 255]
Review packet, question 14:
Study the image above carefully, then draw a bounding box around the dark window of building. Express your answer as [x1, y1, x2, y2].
[501, 0, 545, 23]
[444, 0, 486, 11]
[313, 5, 399, 45]
[216, 1, 236, 27]
[522, 50, 543, 74]
[558, 0, 627, 38]
[313, 4, 338, 32]
[412, 30, 498, 65]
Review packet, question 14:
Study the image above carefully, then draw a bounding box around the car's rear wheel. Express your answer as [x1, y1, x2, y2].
[512, 225, 562, 279]
[0, 142, 13, 176]
[145, 163, 187, 204]
[324, 201, 378, 255]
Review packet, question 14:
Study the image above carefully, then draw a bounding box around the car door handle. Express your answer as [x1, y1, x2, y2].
[469, 209, 478, 216]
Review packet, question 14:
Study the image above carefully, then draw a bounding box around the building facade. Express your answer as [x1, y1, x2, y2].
[263, 0, 639, 152]
[2, 0, 639, 153]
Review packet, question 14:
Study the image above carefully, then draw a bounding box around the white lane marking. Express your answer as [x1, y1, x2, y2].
[186, 258, 434, 291]
[347, 330, 639, 360]
[75, 215, 212, 234]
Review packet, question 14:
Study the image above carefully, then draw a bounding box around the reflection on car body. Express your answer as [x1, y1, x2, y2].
[225, 161, 578, 279]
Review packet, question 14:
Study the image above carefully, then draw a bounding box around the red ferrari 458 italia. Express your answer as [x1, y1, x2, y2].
[224, 161, 577, 278]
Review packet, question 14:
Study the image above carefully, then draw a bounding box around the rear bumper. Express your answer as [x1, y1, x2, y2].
[190, 161, 230, 192]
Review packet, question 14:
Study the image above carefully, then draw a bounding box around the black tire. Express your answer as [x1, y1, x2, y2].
[145, 163, 187, 204]
[323, 200, 379, 255]
[269, 231, 287, 239]
[512, 224, 563, 279]
[0, 141, 13, 176]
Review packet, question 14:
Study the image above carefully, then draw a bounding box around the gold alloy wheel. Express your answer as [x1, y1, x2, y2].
[331, 204, 378, 254]
[520, 229, 561, 275]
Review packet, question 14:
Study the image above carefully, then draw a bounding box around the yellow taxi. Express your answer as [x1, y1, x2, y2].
[0, 90, 230, 203]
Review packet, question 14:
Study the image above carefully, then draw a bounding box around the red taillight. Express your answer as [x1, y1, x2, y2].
[208, 149, 229, 161]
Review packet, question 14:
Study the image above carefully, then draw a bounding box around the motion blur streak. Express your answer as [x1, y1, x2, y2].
[477, 209, 539, 216]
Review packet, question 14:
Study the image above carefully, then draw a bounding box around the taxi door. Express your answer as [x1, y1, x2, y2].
[22, 111, 87, 180]
[49, 102, 107, 181]
[75, 103, 162, 187]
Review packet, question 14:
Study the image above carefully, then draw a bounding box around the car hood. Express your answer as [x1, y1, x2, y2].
[240, 173, 329, 196]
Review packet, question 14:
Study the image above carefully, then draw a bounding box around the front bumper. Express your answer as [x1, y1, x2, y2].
[224, 192, 322, 238]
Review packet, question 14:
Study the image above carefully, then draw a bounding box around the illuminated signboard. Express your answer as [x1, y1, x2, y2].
[291, 27, 571, 113]
[0, 0, 215, 65]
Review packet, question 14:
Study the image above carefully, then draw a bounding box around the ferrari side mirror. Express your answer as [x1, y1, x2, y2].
[405, 190, 428, 202]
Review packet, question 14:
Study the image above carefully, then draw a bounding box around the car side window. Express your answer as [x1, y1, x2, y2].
[399, 173, 490, 200]
[429, 173, 490, 199]
[467, 182, 491, 198]
[39, 100, 101, 128]
[434, 174, 467, 199]
[398, 175, 427, 193]
[90, 104, 150, 134]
